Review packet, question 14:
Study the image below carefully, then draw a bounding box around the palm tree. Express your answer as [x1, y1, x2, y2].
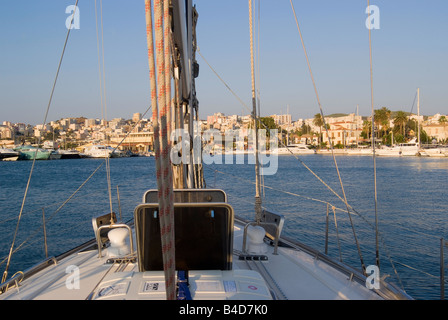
[362, 120, 372, 140]
[393, 111, 408, 137]
[313, 113, 324, 144]
[374, 107, 391, 140]
[439, 115, 447, 143]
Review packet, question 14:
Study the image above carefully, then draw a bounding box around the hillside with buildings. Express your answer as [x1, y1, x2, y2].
[1, 110, 448, 153]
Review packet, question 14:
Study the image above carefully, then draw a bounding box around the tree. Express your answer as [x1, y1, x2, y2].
[439, 115, 447, 128]
[393, 111, 408, 137]
[301, 123, 312, 135]
[313, 113, 324, 144]
[439, 116, 447, 144]
[406, 118, 417, 138]
[255, 117, 278, 141]
[361, 120, 372, 140]
[43, 129, 60, 142]
[374, 107, 391, 140]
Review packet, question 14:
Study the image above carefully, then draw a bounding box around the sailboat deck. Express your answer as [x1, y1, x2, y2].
[232, 222, 383, 300]
[1, 218, 394, 300]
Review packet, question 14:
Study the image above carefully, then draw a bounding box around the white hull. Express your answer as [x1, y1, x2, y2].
[346, 148, 373, 156]
[0, 148, 20, 160]
[276, 145, 315, 155]
[1, 156, 18, 161]
[315, 149, 348, 155]
[81, 152, 112, 158]
[375, 147, 403, 157]
[423, 147, 448, 157]
[0, 148, 19, 161]
[80, 145, 118, 158]
[376, 142, 421, 157]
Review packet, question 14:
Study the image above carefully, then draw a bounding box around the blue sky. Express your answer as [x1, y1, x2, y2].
[0, 1, 447, 125]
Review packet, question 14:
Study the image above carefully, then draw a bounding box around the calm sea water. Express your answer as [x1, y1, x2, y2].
[1, 154, 448, 300]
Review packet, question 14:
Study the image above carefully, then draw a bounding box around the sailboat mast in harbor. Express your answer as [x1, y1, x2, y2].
[417, 87, 421, 148]
[248, 0, 262, 223]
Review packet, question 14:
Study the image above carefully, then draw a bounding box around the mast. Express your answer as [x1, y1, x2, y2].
[356, 104, 359, 147]
[249, 0, 262, 223]
[144, 0, 203, 300]
[170, 0, 202, 189]
[417, 87, 421, 148]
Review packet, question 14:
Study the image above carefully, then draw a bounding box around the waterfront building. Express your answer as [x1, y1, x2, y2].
[321, 121, 363, 146]
[422, 123, 448, 142]
[110, 131, 154, 153]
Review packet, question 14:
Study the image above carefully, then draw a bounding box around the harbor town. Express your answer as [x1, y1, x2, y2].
[1, 109, 448, 160]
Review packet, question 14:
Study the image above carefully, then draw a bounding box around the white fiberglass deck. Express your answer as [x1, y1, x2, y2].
[1, 220, 390, 300]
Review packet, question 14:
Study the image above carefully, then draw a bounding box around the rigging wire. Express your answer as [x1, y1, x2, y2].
[95, 0, 105, 122]
[199, 24, 355, 221]
[1, 0, 80, 284]
[197, 49, 394, 281]
[202, 8, 371, 227]
[289, 0, 366, 274]
[95, 0, 114, 216]
[367, 0, 381, 270]
[0, 104, 153, 273]
[207, 167, 408, 290]
[197, 49, 364, 217]
[408, 90, 418, 115]
[256, 0, 265, 198]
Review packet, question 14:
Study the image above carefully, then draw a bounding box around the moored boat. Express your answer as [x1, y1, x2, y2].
[276, 144, 315, 155]
[80, 145, 114, 158]
[58, 149, 81, 159]
[0, 148, 20, 161]
[375, 139, 421, 157]
[14, 145, 50, 160]
[422, 145, 448, 157]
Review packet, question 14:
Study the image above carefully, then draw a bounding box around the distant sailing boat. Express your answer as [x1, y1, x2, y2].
[376, 88, 424, 157]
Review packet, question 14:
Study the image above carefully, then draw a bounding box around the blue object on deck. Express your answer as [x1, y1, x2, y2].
[177, 270, 192, 300]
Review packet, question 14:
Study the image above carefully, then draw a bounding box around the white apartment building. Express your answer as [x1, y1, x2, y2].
[85, 118, 97, 127]
[270, 114, 291, 126]
[321, 121, 363, 146]
[422, 123, 448, 142]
